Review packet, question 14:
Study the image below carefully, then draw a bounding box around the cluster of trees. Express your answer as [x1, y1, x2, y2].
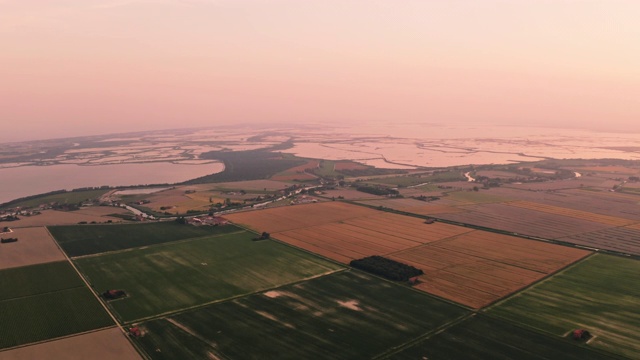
[350, 256, 423, 281]
[412, 195, 440, 202]
[355, 185, 400, 196]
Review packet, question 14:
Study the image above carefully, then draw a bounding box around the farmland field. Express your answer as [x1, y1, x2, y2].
[390, 231, 589, 308]
[0, 227, 65, 270]
[0, 189, 108, 210]
[134, 270, 469, 359]
[75, 230, 343, 322]
[273, 212, 473, 264]
[270, 159, 319, 181]
[0, 327, 141, 360]
[561, 226, 640, 255]
[390, 315, 618, 360]
[226, 202, 385, 233]
[487, 254, 640, 359]
[0, 261, 113, 350]
[0, 261, 82, 300]
[49, 222, 241, 257]
[357, 198, 466, 215]
[435, 203, 610, 239]
[6, 207, 130, 228]
[507, 201, 635, 226]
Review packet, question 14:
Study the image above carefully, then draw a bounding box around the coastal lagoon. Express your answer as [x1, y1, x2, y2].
[0, 162, 224, 204]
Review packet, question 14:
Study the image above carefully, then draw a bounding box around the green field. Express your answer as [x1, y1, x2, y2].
[1, 189, 108, 209]
[75, 231, 343, 322]
[0, 262, 113, 349]
[48, 221, 241, 257]
[487, 254, 640, 359]
[0, 261, 83, 300]
[389, 315, 619, 360]
[135, 270, 469, 360]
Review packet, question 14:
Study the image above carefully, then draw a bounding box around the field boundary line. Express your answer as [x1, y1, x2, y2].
[0, 285, 86, 303]
[345, 200, 640, 260]
[0, 326, 118, 354]
[230, 222, 349, 268]
[372, 312, 475, 359]
[42, 227, 140, 352]
[124, 268, 347, 325]
[69, 229, 246, 260]
[481, 252, 597, 311]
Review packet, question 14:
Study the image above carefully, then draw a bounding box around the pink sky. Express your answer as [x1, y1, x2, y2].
[1, 0, 639, 142]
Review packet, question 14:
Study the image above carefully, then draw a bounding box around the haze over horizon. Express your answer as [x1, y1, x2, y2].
[1, 0, 638, 143]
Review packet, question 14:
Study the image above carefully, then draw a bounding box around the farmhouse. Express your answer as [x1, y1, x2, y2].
[573, 329, 591, 341]
[102, 289, 127, 300]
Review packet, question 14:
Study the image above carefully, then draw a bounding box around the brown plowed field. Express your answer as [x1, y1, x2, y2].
[0, 327, 141, 360]
[226, 202, 384, 233]
[227, 202, 473, 264]
[390, 231, 589, 308]
[0, 227, 66, 270]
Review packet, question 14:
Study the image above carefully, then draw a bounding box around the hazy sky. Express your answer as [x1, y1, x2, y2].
[1, 0, 639, 142]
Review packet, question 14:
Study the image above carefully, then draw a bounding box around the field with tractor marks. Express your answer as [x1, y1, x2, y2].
[390, 231, 589, 308]
[390, 315, 618, 360]
[75, 230, 343, 322]
[134, 270, 469, 360]
[0, 261, 113, 350]
[487, 254, 640, 359]
[49, 221, 241, 257]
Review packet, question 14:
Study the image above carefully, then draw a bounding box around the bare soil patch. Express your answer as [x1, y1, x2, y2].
[0, 227, 66, 269]
[0, 327, 140, 360]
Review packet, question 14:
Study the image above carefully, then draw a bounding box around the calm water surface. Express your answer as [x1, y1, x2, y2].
[0, 162, 224, 204]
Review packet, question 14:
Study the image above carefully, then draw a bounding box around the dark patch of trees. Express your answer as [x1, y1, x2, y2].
[350, 256, 423, 281]
[355, 185, 399, 196]
[0, 237, 18, 243]
[412, 195, 440, 202]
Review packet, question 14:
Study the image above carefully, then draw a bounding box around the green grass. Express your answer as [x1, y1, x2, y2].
[487, 254, 640, 359]
[134, 270, 469, 360]
[389, 315, 619, 360]
[1, 189, 108, 209]
[48, 222, 242, 257]
[0, 262, 114, 349]
[75, 231, 343, 322]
